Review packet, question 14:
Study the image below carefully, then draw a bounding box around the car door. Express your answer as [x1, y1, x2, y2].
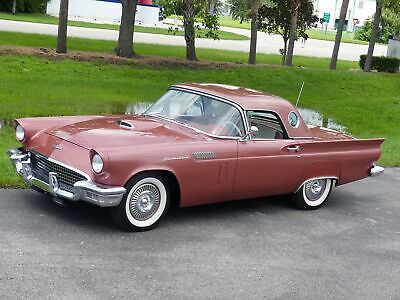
[233, 110, 307, 196]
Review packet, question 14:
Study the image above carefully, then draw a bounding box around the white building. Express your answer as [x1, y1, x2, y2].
[47, 0, 161, 26]
[313, 0, 376, 32]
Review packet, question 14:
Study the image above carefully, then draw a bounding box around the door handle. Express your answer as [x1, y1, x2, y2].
[287, 145, 300, 152]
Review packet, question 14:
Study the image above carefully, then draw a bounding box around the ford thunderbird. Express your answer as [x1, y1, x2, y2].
[8, 84, 385, 231]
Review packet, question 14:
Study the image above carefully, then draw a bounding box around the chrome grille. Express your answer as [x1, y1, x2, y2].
[30, 151, 87, 188]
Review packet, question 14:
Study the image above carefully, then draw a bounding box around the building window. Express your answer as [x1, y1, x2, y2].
[358, 1, 364, 9]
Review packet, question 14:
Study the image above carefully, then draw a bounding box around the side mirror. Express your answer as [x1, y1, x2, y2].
[250, 126, 259, 133]
[241, 125, 259, 141]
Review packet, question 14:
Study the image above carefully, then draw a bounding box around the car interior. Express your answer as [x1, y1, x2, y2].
[246, 111, 287, 139]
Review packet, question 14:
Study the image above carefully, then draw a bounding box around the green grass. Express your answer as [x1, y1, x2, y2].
[218, 15, 367, 45]
[0, 12, 248, 40]
[0, 54, 399, 187]
[218, 16, 251, 30]
[0, 31, 359, 70]
[306, 28, 368, 45]
[0, 126, 22, 187]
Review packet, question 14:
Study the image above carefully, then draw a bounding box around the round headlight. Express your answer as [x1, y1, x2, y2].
[91, 153, 104, 174]
[16, 124, 25, 141]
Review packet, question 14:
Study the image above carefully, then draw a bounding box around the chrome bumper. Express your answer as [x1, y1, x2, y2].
[369, 165, 385, 177]
[7, 148, 126, 207]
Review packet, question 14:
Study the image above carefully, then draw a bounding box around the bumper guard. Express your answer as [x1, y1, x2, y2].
[7, 148, 126, 207]
[369, 165, 385, 177]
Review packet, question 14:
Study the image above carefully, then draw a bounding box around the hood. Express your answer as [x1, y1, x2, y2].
[46, 115, 201, 149]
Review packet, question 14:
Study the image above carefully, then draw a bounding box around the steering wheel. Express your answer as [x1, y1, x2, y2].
[223, 121, 242, 137]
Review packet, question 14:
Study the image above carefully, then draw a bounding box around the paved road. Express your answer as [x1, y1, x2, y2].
[0, 19, 388, 61]
[0, 169, 399, 299]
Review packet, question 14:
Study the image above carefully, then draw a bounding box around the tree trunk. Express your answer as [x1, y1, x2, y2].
[282, 37, 289, 65]
[330, 0, 350, 70]
[56, 0, 69, 53]
[284, 0, 299, 66]
[364, 0, 382, 72]
[12, 0, 17, 14]
[209, 0, 216, 16]
[183, 0, 197, 61]
[116, 0, 138, 57]
[248, 0, 259, 65]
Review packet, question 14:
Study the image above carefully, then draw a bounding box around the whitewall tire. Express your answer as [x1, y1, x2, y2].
[292, 178, 334, 210]
[111, 173, 170, 231]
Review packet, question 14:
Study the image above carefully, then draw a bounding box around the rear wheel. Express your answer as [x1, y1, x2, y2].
[111, 173, 170, 231]
[292, 178, 333, 210]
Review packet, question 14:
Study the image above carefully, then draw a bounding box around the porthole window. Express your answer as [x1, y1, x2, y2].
[288, 112, 299, 128]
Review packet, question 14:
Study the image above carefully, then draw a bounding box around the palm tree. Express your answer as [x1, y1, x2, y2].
[116, 0, 138, 58]
[330, 0, 350, 70]
[56, 0, 69, 53]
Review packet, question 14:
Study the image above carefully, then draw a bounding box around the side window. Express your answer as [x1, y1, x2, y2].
[247, 110, 287, 139]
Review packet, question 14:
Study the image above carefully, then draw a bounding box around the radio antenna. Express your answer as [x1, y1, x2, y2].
[295, 81, 305, 107]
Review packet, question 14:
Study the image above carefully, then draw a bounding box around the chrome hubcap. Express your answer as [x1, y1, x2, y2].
[129, 183, 160, 221]
[305, 179, 326, 201]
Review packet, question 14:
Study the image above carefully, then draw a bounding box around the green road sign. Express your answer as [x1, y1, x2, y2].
[323, 13, 330, 23]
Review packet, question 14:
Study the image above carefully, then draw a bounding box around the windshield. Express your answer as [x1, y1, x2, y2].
[145, 89, 245, 137]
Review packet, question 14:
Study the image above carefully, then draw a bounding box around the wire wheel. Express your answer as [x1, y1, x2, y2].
[304, 179, 327, 202]
[129, 183, 161, 221]
[111, 174, 170, 231]
[292, 178, 334, 210]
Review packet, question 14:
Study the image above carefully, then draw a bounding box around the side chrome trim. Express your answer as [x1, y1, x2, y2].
[369, 166, 384, 177]
[294, 176, 339, 193]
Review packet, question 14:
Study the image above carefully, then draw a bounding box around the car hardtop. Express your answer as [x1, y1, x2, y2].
[173, 83, 312, 139]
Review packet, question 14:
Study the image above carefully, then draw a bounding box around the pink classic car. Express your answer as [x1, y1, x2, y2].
[8, 84, 384, 231]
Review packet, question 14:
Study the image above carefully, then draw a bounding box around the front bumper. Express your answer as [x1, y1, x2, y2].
[7, 148, 126, 207]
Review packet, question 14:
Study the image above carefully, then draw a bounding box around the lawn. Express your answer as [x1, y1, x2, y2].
[306, 28, 368, 45]
[0, 54, 399, 187]
[0, 12, 249, 40]
[219, 16, 251, 30]
[218, 15, 367, 45]
[0, 31, 359, 70]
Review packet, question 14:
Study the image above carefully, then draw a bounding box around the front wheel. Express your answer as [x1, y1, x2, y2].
[292, 178, 334, 210]
[111, 173, 170, 231]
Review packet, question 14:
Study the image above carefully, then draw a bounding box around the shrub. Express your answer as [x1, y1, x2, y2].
[0, 0, 49, 14]
[359, 55, 400, 73]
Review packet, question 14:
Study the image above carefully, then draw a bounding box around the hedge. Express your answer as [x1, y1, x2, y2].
[359, 55, 400, 73]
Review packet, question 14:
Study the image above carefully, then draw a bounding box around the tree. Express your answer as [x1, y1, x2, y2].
[229, 0, 268, 64]
[364, 0, 400, 72]
[159, 0, 219, 61]
[116, 0, 138, 57]
[248, 0, 261, 64]
[56, 0, 69, 53]
[229, 0, 250, 23]
[330, 0, 350, 70]
[258, 0, 317, 64]
[12, 0, 17, 14]
[354, 9, 400, 44]
[355, 9, 400, 44]
[0, 0, 48, 13]
[284, 0, 299, 66]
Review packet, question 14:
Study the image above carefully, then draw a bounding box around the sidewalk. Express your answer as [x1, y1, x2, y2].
[0, 19, 388, 61]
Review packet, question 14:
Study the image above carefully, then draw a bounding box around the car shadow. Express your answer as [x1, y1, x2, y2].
[24, 192, 120, 232]
[24, 191, 295, 231]
[23, 188, 357, 232]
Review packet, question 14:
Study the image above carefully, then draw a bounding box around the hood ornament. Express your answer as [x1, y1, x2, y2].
[53, 144, 63, 150]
